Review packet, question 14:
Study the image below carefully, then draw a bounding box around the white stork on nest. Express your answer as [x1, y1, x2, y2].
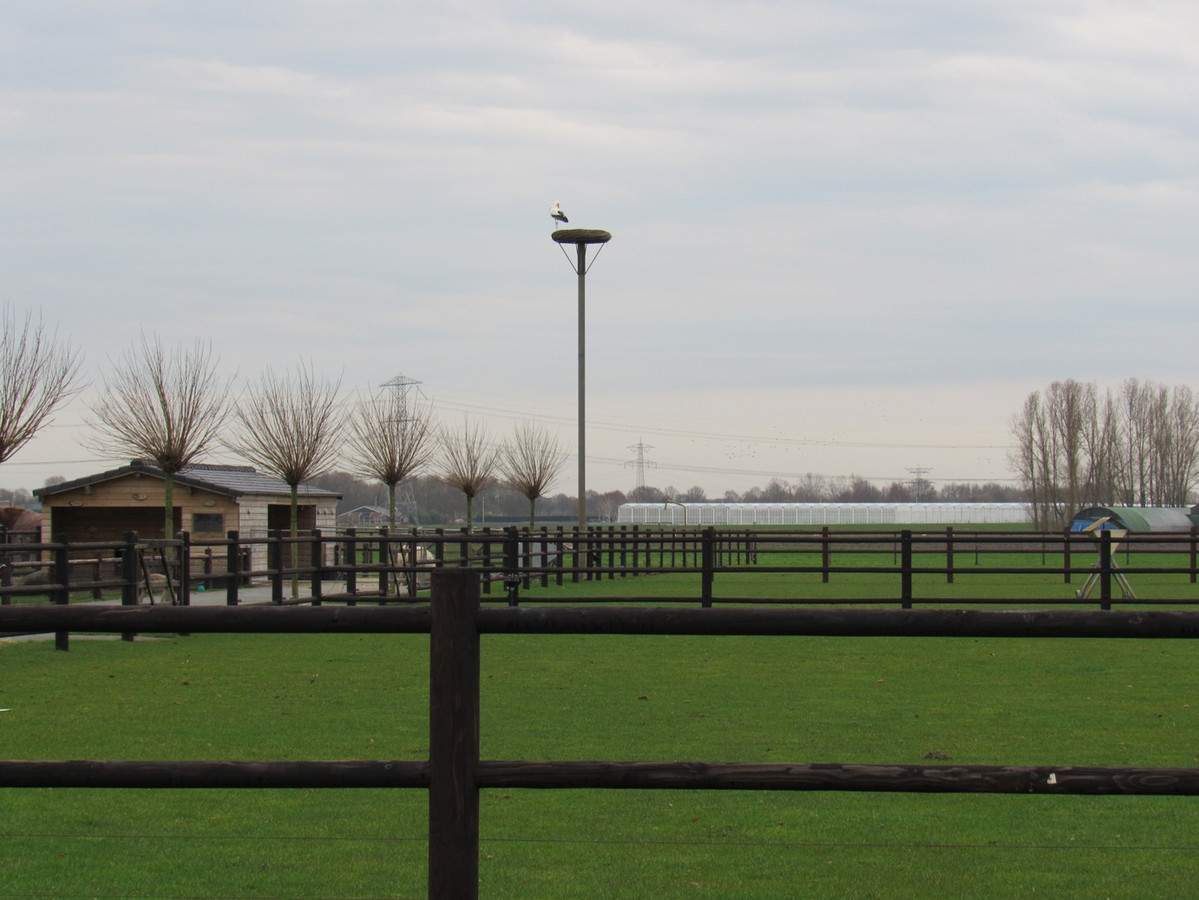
[548, 201, 568, 227]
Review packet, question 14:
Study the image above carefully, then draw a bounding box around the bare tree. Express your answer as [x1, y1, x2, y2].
[228, 364, 345, 597]
[436, 417, 497, 531]
[347, 387, 437, 527]
[593, 489, 627, 522]
[1161, 386, 1199, 505]
[1011, 378, 1199, 526]
[1009, 391, 1056, 528]
[498, 422, 567, 527]
[1046, 379, 1092, 519]
[0, 304, 83, 466]
[88, 335, 232, 541]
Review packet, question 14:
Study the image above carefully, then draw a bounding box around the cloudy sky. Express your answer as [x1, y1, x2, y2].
[3, 0, 1198, 497]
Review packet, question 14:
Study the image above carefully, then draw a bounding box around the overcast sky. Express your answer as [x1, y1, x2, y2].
[3, 0, 1198, 497]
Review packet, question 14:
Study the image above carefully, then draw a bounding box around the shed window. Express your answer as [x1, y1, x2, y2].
[192, 513, 224, 534]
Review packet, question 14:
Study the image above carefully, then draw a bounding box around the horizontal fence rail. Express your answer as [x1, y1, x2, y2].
[4, 569, 1199, 898]
[6, 603, 1199, 638]
[6, 759, 1199, 795]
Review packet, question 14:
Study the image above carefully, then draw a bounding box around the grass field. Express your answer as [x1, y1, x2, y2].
[4, 563, 1199, 898]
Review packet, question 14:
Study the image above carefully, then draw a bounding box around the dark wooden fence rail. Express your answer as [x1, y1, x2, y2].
[5, 571, 1199, 899]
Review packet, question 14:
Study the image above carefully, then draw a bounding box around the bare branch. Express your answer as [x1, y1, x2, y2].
[0, 304, 84, 465]
[227, 363, 346, 487]
[228, 363, 345, 599]
[498, 422, 567, 526]
[87, 333, 232, 474]
[436, 417, 498, 530]
[347, 388, 437, 491]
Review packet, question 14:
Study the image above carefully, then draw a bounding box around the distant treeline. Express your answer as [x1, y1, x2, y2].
[309, 471, 1026, 525]
[1, 473, 1026, 528]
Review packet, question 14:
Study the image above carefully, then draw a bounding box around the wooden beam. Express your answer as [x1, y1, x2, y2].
[428, 569, 480, 900]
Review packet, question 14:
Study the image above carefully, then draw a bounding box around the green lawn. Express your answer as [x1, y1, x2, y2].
[4, 573, 1199, 897]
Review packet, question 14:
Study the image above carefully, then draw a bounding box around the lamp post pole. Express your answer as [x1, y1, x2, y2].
[552, 227, 612, 531]
[575, 242, 587, 531]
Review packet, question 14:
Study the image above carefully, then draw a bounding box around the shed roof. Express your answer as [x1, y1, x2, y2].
[1071, 506, 1197, 533]
[34, 460, 340, 501]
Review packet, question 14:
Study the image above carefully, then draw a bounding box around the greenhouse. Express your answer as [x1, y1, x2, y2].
[615, 502, 1031, 527]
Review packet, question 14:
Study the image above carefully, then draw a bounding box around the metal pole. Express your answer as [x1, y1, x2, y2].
[553, 227, 609, 530]
[577, 243, 587, 531]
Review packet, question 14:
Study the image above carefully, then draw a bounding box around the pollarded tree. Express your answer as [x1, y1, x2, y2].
[228, 363, 345, 597]
[88, 334, 232, 542]
[347, 386, 437, 528]
[436, 417, 497, 531]
[0, 304, 83, 466]
[498, 422, 566, 527]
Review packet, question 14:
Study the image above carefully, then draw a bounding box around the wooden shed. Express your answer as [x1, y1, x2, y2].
[34, 460, 340, 565]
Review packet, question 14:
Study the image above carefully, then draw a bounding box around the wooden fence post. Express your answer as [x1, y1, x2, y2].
[1099, 529, 1113, 611]
[120, 532, 139, 641]
[345, 529, 358, 602]
[268, 530, 283, 605]
[480, 528, 493, 596]
[1063, 528, 1072, 584]
[1191, 527, 1197, 585]
[503, 527, 520, 606]
[606, 524, 616, 580]
[946, 526, 954, 585]
[91, 555, 103, 600]
[52, 533, 69, 651]
[378, 526, 390, 600]
[310, 529, 323, 606]
[408, 528, 421, 601]
[821, 526, 831, 584]
[539, 526, 550, 589]
[225, 531, 240, 606]
[179, 532, 191, 607]
[433, 528, 445, 573]
[900, 530, 913, 610]
[701, 527, 715, 608]
[428, 568, 480, 900]
[555, 526, 565, 587]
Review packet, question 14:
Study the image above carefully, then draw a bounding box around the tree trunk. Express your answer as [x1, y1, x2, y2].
[164, 471, 175, 542]
[290, 483, 299, 599]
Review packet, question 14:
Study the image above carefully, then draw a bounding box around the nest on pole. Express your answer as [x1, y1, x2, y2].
[551, 229, 611, 245]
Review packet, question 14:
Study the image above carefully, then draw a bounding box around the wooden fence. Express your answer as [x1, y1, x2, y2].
[5, 526, 1199, 612]
[4, 569, 1199, 898]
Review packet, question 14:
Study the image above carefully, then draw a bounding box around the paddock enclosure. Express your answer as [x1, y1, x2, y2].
[6, 517, 1199, 897]
[6, 523, 1199, 615]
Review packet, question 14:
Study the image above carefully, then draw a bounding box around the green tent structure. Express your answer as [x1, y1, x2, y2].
[1070, 506, 1199, 533]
